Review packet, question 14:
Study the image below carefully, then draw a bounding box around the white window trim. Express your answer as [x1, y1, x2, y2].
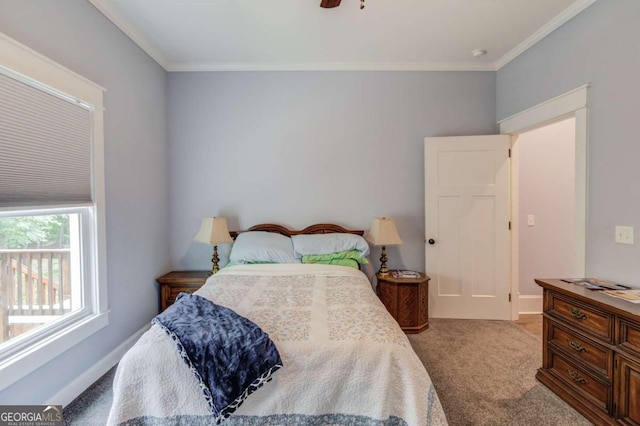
[0, 32, 108, 391]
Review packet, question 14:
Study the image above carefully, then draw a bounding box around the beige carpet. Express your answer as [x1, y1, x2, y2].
[408, 318, 592, 426]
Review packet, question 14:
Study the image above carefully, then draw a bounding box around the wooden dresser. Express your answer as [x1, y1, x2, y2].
[536, 278, 640, 425]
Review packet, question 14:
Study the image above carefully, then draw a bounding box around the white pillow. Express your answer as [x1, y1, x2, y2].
[291, 233, 370, 258]
[229, 231, 299, 264]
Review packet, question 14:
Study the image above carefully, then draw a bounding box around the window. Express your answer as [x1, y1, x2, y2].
[0, 33, 107, 390]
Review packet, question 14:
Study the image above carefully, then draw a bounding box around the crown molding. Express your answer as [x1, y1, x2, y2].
[88, 0, 170, 70]
[90, 0, 597, 73]
[165, 61, 496, 72]
[0, 31, 105, 94]
[495, 0, 598, 70]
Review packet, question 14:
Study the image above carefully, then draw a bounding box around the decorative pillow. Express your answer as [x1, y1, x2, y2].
[229, 231, 299, 264]
[301, 250, 369, 265]
[302, 250, 368, 269]
[291, 233, 370, 259]
[314, 258, 359, 269]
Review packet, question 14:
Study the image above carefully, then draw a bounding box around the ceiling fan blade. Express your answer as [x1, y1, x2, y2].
[320, 0, 341, 8]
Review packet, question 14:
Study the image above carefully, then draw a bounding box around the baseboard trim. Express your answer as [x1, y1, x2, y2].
[46, 323, 150, 406]
[518, 295, 543, 314]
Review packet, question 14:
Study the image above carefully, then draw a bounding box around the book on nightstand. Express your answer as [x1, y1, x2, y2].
[392, 270, 421, 279]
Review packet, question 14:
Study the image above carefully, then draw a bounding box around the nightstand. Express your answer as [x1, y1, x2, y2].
[157, 270, 210, 311]
[376, 272, 430, 333]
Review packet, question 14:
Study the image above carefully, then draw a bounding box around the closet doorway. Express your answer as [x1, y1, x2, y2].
[500, 85, 588, 319]
[512, 118, 576, 313]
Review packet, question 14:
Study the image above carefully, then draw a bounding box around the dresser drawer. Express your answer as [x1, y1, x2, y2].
[548, 292, 614, 342]
[548, 320, 613, 379]
[548, 350, 612, 413]
[619, 317, 640, 359]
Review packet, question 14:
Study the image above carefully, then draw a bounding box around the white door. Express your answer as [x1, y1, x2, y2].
[425, 135, 511, 320]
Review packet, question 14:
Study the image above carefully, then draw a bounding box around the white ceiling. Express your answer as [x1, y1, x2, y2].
[88, 0, 597, 72]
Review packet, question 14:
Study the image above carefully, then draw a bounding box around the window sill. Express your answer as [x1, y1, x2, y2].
[0, 311, 109, 392]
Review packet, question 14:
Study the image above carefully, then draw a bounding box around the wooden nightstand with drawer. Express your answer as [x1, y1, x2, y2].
[157, 271, 210, 311]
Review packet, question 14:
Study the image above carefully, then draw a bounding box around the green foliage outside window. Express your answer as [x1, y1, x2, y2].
[0, 215, 70, 250]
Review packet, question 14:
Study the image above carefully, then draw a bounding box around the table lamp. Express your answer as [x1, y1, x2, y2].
[365, 217, 403, 277]
[194, 216, 234, 275]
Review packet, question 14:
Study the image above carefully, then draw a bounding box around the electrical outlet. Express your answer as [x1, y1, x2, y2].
[527, 215, 535, 226]
[615, 226, 634, 245]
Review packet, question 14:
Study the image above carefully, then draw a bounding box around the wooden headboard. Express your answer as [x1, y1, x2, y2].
[230, 223, 364, 238]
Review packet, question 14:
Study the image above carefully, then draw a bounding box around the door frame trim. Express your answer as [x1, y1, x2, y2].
[499, 84, 589, 320]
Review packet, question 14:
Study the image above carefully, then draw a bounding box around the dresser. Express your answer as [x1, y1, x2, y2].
[536, 278, 640, 425]
[377, 272, 430, 333]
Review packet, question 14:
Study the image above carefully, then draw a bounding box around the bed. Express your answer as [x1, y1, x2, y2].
[107, 224, 447, 425]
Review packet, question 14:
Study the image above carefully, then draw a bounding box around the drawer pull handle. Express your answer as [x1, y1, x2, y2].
[569, 307, 588, 320]
[568, 340, 587, 353]
[568, 370, 588, 385]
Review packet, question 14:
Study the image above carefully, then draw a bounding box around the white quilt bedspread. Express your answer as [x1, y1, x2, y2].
[108, 264, 447, 425]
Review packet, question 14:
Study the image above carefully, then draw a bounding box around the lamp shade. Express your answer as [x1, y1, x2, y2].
[193, 217, 234, 245]
[365, 217, 403, 246]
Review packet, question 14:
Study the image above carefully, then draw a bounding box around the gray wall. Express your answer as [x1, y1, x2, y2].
[518, 118, 575, 295]
[168, 71, 496, 274]
[497, 0, 640, 286]
[0, 0, 169, 403]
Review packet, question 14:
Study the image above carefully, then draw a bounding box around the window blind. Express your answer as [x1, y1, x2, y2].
[0, 69, 93, 208]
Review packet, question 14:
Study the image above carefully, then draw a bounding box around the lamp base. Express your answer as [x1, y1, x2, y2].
[377, 245, 390, 277]
[209, 245, 220, 276]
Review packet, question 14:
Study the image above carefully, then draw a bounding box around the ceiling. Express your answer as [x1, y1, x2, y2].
[88, 0, 597, 72]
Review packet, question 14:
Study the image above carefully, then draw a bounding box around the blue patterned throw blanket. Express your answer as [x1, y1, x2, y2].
[152, 293, 283, 424]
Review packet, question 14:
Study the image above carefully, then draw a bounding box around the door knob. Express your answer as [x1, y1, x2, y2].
[428, 239, 435, 245]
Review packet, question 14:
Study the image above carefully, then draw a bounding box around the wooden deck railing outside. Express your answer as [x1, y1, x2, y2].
[0, 249, 71, 342]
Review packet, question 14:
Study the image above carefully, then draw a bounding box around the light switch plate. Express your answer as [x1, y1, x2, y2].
[615, 226, 634, 245]
[527, 215, 535, 226]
